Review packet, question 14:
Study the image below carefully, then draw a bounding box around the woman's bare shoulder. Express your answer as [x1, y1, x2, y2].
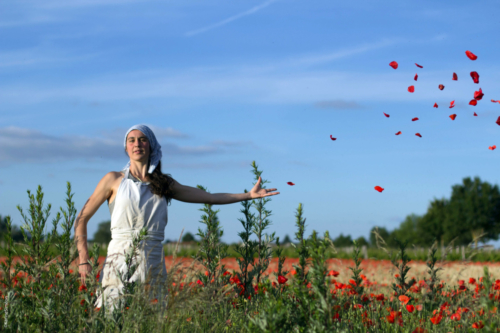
[101, 171, 125, 183]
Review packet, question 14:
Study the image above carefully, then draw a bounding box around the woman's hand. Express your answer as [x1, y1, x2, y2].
[79, 263, 92, 285]
[249, 176, 280, 199]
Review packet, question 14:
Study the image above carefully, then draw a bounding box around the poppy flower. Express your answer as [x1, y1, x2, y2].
[439, 84, 444, 90]
[328, 270, 340, 277]
[449, 114, 457, 120]
[470, 99, 478, 106]
[330, 135, 336, 141]
[433, 103, 438, 108]
[497, 116, 500, 126]
[408, 85, 415, 93]
[383, 112, 390, 118]
[395, 131, 401, 135]
[449, 100, 455, 108]
[472, 321, 484, 329]
[470, 71, 479, 84]
[489, 146, 496, 151]
[469, 278, 476, 284]
[374, 186, 384, 192]
[451, 313, 461, 321]
[79, 284, 87, 292]
[415, 63, 423, 68]
[389, 61, 398, 69]
[412, 117, 419, 121]
[414, 74, 418, 81]
[278, 275, 288, 284]
[452, 72, 458, 80]
[466, 50, 478, 60]
[196, 279, 204, 286]
[406, 304, 415, 313]
[415, 133, 422, 137]
[474, 88, 484, 100]
[430, 314, 443, 325]
[287, 182, 295, 186]
[398, 295, 410, 305]
[474, 112, 478, 116]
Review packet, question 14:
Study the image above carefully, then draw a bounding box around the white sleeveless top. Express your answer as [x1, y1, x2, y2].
[95, 167, 169, 309]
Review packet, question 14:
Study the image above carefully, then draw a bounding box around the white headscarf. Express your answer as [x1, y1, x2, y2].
[123, 124, 162, 174]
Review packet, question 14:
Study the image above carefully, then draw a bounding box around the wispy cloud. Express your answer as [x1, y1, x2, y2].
[185, 0, 278, 37]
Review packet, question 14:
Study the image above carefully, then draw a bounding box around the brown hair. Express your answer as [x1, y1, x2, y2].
[147, 160, 175, 206]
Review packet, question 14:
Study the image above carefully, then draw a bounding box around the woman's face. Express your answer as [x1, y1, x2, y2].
[126, 130, 150, 163]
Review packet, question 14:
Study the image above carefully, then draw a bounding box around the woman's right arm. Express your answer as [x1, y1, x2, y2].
[75, 172, 119, 283]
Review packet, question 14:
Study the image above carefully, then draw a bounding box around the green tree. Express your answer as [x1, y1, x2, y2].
[354, 236, 369, 247]
[181, 232, 196, 242]
[417, 198, 448, 246]
[369, 226, 391, 247]
[93, 220, 111, 244]
[282, 234, 292, 244]
[332, 233, 352, 247]
[0, 214, 27, 242]
[391, 213, 421, 246]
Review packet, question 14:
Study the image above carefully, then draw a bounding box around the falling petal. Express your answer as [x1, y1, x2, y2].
[415, 133, 422, 137]
[465, 50, 478, 60]
[439, 84, 445, 90]
[474, 88, 484, 100]
[374, 186, 384, 192]
[469, 99, 478, 106]
[452, 73, 458, 80]
[470, 71, 479, 84]
[489, 146, 496, 151]
[433, 103, 438, 108]
[408, 85, 415, 93]
[383, 112, 390, 118]
[330, 135, 337, 141]
[287, 182, 295, 186]
[389, 61, 398, 69]
[474, 112, 478, 116]
[395, 131, 401, 135]
[492, 100, 498, 103]
[412, 117, 419, 121]
[496, 116, 500, 126]
[450, 100, 455, 108]
[414, 74, 418, 81]
[449, 114, 457, 120]
[415, 63, 423, 68]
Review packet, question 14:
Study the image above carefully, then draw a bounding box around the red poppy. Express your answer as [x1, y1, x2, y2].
[328, 270, 340, 277]
[439, 84, 444, 90]
[398, 295, 410, 305]
[474, 88, 484, 100]
[78, 284, 87, 292]
[330, 135, 336, 141]
[374, 186, 384, 192]
[430, 314, 443, 325]
[395, 131, 401, 135]
[415, 133, 422, 137]
[433, 103, 438, 108]
[278, 275, 288, 284]
[196, 279, 204, 286]
[470, 99, 478, 106]
[452, 72, 458, 80]
[287, 182, 295, 186]
[472, 321, 484, 329]
[466, 50, 478, 60]
[451, 313, 461, 321]
[412, 117, 419, 121]
[414, 74, 418, 81]
[449, 100, 455, 108]
[469, 278, 476, 284]
[389, 61, 398, 69]
[383, 112, 390, 118]
[415, 63, 423, 68]
[474, 112, 478, 116]
[406, 304, 415, 313]
[470, 71, 479, 84]
[80, 299, 85, 306]
[408, 85, 415, 93]
[449, 114, 457, 120]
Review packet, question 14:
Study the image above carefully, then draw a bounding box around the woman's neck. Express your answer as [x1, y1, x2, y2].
[128, 160, 150, 181]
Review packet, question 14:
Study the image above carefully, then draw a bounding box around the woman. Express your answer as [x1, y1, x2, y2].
[74, 124, 279, 308]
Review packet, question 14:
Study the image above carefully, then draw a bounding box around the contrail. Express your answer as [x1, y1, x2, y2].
[185, 0, 278, 37]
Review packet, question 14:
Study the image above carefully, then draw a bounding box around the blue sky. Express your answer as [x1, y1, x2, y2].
[2, 0, 500, 245]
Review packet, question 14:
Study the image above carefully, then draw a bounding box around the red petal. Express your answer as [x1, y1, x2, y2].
[489, 146, 496, 150]
[412, 117, 419, 121]
[474, 88, 484, 100]
[452, 72, 458, 80]
[492, 100, 498, 103]
[415, 63, 423, 68]
[465, 50, 477, 60]
[374, 186, 384, 192]
[449, 100, 455, 108]
[395, 131, 401, 135]
[383, 112, 390, 118]
[474, 112, 478, 116]
[496, 116, 500, 126]
[415, 133, 422, 137]
[439, 84, 444, 90]
[414, 74, 418, 81]
[433, 103, 438, 108]
[389, 61, 398, 69]
[330, 135, 336, 141]
[470, 71, 479, 84]
[287, 182, 295, 186]
[469, 99, 477, 106]
[408, 85, 415, 93]
[449, 114, 457, 120]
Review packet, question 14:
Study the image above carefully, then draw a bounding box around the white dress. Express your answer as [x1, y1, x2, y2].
[95, 167, 169, 309]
